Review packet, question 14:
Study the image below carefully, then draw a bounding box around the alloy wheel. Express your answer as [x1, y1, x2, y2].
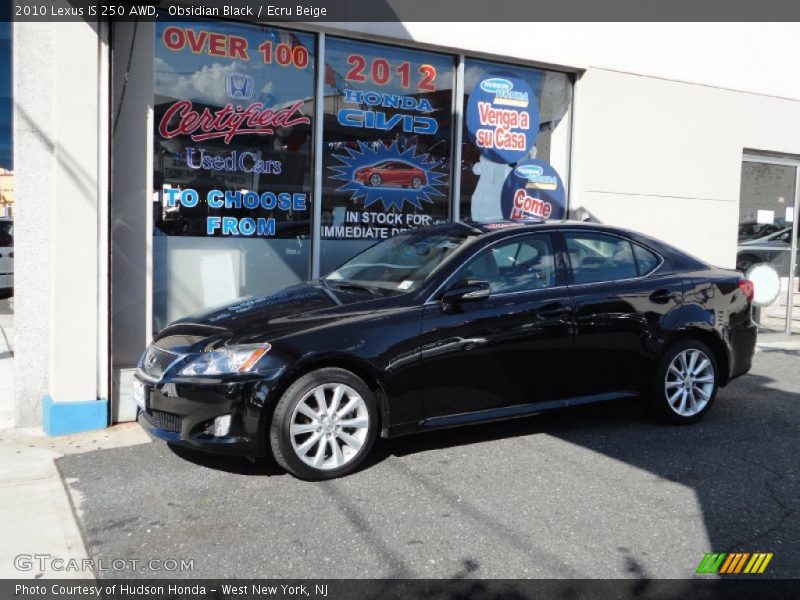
[289, 383, 370, 470]
[369, 174, 381, 187]
[664, 348, 715, 417]
[412, 177, 421, 189]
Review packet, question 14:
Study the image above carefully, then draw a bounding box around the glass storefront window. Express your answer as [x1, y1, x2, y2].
[153, 21, 315, 330]
[737, 158, 800, 333]
[320, 37, 455, 275]
[460, 59, 571, 223]
[146, 24, 574, 332]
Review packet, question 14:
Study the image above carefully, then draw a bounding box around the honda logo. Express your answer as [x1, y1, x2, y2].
[225, 72, 254, 101]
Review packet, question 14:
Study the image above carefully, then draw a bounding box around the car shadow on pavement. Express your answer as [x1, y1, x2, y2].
[367, 352, 800, 578]
[83, 350, 799, 582]
[167, 442, 286, 477]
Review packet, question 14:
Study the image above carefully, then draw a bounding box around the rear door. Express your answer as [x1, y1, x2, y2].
[564, 230, 684, 397]
[416, 232, 576, 420]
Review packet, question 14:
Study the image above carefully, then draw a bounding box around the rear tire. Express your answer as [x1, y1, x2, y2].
[649, 340, 719, 424]
[270, 368, 378, 480]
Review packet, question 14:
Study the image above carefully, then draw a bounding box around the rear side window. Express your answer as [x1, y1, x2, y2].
[633, 244, 660, 275]
[566, 232, 637, 284]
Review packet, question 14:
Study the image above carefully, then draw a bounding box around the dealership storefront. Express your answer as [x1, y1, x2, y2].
[147, 20, 572, 331]
[11, 17, 800, 433]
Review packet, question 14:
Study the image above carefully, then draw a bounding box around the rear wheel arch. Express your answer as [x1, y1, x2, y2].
[661, 329, 730, 387]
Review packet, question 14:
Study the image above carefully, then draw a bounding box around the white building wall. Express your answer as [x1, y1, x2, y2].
[336, 22, 800, 101]
[570, 68, 800, 268]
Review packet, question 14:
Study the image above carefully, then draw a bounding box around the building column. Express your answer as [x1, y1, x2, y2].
[13, 20, 108, 434]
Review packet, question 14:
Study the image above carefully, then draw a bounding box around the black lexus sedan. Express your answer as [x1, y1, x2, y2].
[136, 221, 757, 480]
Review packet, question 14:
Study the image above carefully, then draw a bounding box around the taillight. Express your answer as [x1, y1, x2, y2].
[738, 278, 754, 302]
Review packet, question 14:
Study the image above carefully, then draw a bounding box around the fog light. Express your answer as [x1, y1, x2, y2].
[208, 415, 231, 437]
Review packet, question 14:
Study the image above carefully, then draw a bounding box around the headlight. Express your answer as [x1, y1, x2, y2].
[178, 343, 271, 376]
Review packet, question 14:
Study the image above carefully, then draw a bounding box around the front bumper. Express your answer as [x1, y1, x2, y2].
[135, 370, 283, 457]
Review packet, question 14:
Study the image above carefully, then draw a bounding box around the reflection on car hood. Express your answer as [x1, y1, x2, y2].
[152, 282, 386, 352]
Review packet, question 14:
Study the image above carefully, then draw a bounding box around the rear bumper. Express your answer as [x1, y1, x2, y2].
[728, 323, 758, 383]
[134, 370, 283, 457]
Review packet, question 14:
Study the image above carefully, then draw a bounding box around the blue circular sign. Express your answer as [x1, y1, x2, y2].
[466, 74, 539, 165]
[501, 159, 566, 221]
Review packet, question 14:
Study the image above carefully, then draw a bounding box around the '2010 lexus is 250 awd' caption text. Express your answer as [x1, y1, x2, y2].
[135, 220, 757, 480]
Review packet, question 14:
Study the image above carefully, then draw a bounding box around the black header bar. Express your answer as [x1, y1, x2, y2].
[5, 0, 800, 23]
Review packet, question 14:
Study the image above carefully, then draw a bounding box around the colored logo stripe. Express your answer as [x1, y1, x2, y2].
[697, 553, 773, 574]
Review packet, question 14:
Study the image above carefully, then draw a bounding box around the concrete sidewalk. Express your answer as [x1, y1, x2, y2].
[0, 424, 150, 579]
[0, 300, 152, 579]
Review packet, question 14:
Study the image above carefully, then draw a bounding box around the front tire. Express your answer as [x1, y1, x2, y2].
[649, 340, 719, 424]
[270, 368, 378, 480]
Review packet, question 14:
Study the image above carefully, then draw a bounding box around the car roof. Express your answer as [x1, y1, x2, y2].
[450, 219, 708, 269]
[461, 219, 638, 237]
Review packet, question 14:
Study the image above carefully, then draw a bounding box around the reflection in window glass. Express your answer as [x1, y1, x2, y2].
[153, 21, 315, 330]
[320, 37, 455, 274]
[457, 234, 555, 293]
[326, 228, 473, 294]
[737, 160, 798, 332]
[0, 221, 11, 246]
[633, 244, 659, 275]
[566, 233, 636, 284]
[460, 60, 571, 223]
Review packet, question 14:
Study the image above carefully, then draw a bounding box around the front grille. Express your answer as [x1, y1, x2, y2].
[141, 345, 179, 378]
[143, 409, 183, 433]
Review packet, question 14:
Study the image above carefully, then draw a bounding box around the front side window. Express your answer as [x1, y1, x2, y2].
[566, 232, 637, 284]
[455, 234, 556, 293]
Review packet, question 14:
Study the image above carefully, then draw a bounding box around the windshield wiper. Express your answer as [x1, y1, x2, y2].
[325, 280, 384, 297]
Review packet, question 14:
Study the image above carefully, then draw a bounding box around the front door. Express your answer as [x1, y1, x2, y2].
[416, 232, 575, 420]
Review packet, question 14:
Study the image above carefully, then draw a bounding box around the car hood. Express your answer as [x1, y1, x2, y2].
[152, 282, 394, 353]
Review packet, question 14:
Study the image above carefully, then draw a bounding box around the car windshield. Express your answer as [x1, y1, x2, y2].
[325, 228, 475, 294]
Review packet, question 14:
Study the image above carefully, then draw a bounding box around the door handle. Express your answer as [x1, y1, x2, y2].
[649, 289, 675, 304]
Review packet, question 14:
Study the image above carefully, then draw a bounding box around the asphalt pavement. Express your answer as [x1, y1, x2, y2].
[57, 349, 800, 580]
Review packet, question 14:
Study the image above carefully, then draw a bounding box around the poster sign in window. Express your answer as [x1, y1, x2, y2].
[153, 22, 315, 239]
[500, 159, 566, 221]
[465, 74, 538, 165]
[321, 38, 454, 242]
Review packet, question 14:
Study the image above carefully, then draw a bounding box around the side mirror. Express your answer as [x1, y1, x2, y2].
[441, 279, 491, 306]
